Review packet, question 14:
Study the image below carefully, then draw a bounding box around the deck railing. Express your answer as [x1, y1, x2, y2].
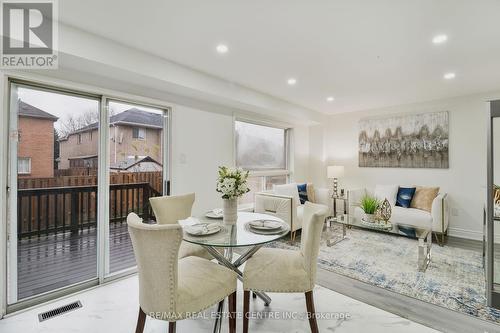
[17, 182, 162, 239]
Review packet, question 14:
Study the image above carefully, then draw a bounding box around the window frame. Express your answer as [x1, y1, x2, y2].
[234, 118, 292, 203]
[17, 157, 31, 175]
[132, 127, 146, 140]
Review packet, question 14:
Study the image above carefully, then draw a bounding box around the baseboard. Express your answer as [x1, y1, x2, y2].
[447, 227, 483, 241]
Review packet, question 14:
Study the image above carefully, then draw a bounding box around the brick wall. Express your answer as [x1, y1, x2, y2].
[18, 116, 55, 178]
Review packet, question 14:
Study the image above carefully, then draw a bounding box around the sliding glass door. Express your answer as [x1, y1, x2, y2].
[6, 81, 170, 309]
[105, 100, 168, 275]
[7, 83, 101, 304]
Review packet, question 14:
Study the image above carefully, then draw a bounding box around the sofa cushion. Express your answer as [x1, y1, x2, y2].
[306, 183, 316, 203]
[297, 183, 308, 204]
[374, 185, 398, 206]
[391, 206, 432, 229]
[396, 187, 416, 208]
[274, 183, 301, 207]
[411, 186, 439, 212]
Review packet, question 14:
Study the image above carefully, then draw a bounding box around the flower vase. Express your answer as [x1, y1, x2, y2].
[223, 198, 238, 225]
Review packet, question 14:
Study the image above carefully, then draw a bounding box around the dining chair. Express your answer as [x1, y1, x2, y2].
[128, 213, 237, 333]
[149, 193, 212, 259]
[242, 202, 328, 333]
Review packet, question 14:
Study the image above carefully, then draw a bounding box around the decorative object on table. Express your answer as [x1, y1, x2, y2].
[376, 198, 392, 223]
[360, 218, 393, 230]
[205, 208, 223, 219]
[184, 223, 222, 236]
[327, 165, 344, 196]
[358, 111, 449, 168]
[340, 189, 345, 197]
[395, 186, 416, 208]
[216, 166, 250, 225]
[359, 195, 380, 223]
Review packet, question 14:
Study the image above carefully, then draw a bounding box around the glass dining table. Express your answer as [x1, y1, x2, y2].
[180, 212, 290, 333]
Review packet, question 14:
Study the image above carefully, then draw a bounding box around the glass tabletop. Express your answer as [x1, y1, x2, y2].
[181, 212, 290, 248]
[329, 214, 430, 239]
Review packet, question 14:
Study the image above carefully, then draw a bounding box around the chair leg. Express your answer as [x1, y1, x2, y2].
[228, 291, 237, 333]
[168, 321, 176, 333]
[243, 290, 250, 333]
[305, 291, 319, 333]
[135, 307, 146, 333]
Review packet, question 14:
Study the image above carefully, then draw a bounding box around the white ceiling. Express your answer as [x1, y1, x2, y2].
[59, 0, 500, 115]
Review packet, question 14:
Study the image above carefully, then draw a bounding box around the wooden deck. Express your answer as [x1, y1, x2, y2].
[17, 222, 135, 300]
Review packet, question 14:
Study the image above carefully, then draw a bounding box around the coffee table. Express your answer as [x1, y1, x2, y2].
[325, 214, 432, 272]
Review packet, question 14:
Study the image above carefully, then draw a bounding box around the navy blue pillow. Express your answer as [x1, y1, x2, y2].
[396, 187, 416, 208]
[297, 183, 308, 204]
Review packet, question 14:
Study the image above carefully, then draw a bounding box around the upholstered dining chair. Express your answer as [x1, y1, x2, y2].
[149, 193, 211, 259]
[128, 213, 237, 333]
[242, 202, 328, 333]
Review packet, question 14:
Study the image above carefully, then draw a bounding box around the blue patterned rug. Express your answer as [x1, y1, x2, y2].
[268, 227, 500, 324]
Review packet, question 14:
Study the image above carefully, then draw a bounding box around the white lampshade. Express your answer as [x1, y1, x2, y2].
[327, 165, 344, 179]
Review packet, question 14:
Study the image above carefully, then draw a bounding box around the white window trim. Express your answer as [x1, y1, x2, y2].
[17, 157, 31, 174]
[233, 117, 292, 178]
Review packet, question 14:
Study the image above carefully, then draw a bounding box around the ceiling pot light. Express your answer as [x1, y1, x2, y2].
[287, 78, 297, 85]
[432, 34, 448, 44]
[216, 44, 228, 54]
[443, 72, 456, 80]
[326, 96, 335, 102]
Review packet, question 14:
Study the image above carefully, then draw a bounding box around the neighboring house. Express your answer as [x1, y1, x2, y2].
[17, 101, 58, 178]
[58, 108, 163, 170]
[110, 156, 162, 173]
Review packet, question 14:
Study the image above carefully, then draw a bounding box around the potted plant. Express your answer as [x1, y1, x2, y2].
[216, 166, 250, 224]
[360, 195, 380, 223]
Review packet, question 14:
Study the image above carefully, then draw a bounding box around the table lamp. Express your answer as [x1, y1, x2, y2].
[327, 165, 344, 196]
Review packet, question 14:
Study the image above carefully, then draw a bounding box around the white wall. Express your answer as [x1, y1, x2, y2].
[310, 92, 500, 240]
[171, 104, 311, 215]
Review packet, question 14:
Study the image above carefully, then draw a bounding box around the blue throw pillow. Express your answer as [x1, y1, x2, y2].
[396, 187, 416, 208]
[297, 183, 308, 204]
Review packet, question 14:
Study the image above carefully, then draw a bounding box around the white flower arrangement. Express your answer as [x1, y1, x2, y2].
[216, 166, 250, 199]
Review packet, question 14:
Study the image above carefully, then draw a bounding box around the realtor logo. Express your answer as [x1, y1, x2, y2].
[1, 0, 58, 68]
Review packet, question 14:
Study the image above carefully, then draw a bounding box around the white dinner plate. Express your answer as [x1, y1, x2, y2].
[205, 209, 223, 219]
[248, 220, 283, 231]
[185, 223, 221, 236]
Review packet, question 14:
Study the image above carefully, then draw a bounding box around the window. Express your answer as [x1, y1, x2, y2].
[77, 134, 82, 144]
[89, 131, 93, 141]
[235, 120, 290, 204]
[132, 127, 146, 139]
[18, 157, 31, 174]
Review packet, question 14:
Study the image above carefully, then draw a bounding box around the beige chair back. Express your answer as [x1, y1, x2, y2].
[300, 202, 328, 286]
[127, 212, 182, 315]
[150, 193, 195, 224]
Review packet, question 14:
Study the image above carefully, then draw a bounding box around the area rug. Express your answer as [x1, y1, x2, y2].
[267, 227, 500, 324]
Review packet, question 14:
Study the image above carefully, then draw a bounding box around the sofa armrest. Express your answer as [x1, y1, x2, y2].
[431, 193, 449, 233]
[254, 192, 295, 228]
[312, 187, 332, 216]
[347, 188, 366, 216]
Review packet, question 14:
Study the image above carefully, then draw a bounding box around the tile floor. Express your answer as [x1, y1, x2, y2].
[0, 274, 439, 333]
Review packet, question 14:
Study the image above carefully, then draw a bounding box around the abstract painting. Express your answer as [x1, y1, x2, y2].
[359, 111, 449, 168]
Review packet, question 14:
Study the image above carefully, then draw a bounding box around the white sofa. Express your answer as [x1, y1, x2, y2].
[254, 183, 330, 240]
[348, 186, 449, 245]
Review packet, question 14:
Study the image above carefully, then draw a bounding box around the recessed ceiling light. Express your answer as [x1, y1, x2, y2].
[216, 44, 228, 54]
[287, 78, 297, 85]
[443, 72, 456, 80]
[326, 96, 335, 102]
[432, 34, 448, 44]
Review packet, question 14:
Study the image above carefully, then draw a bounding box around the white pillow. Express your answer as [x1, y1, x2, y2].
[374, 185, 398, 206]
[274, 183, 301, 207]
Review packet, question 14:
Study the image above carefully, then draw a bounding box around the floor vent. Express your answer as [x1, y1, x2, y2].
[38, 301, 82, 322]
